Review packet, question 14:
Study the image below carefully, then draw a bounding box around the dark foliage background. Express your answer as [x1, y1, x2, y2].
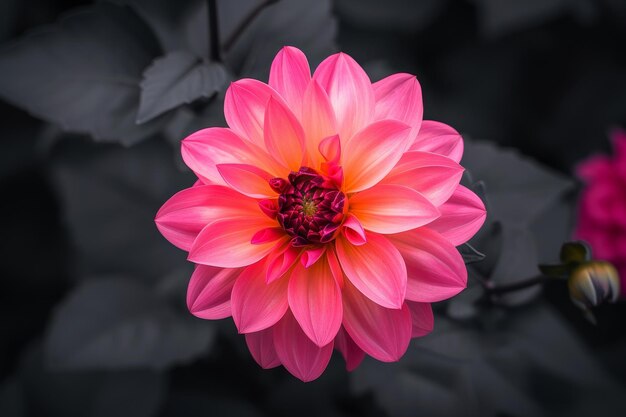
[1, 1, 625, 416]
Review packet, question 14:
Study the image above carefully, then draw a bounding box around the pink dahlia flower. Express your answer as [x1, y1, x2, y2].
[155, 47, 486, 381]
[575, 128, 626, 296]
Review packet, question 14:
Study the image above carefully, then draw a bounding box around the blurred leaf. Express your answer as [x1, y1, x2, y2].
[45, 277, 214, 370]
[470, 0, 597, 37]
[459, 243, 486, 264]
[0, 3, 165, 145]
[162, 394, 265, 417]
[462, 140, 575, 306]
[0, 0, 19, 41]
[223, 0, 338, 80]
[0, 378, 24, 417]
[462, 140, 573, 229]
[137, 51, 229, 123]
[335, 0, 447, 33]
[353, 306, 626, 417]
[18, 344, 166, 417]
[49, 136, 193, 281]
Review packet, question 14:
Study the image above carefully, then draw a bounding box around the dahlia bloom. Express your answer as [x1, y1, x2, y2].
[575, 129, 626, 296]
[155, 47, 486, 381]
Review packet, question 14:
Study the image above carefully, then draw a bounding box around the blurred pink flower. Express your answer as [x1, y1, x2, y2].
[155, 47, 486, 381]
[575, 128, 626, 296]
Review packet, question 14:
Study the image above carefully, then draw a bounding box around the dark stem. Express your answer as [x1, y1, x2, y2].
[222, 0, 280, 53]
[485, 275, 551, 295]
[207, 0, 221, 61]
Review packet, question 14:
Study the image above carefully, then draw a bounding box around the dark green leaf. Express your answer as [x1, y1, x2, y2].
[459, 243, 486, 264]
[44, 278, 214, 370]
[560, 241, 592, 264]
[137, 51, 229, 123]
[0, 3, 165, 145]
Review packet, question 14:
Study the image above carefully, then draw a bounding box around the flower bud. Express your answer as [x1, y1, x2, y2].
[568, 261, 620, 310]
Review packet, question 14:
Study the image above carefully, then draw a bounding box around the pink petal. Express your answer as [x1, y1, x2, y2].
[288, 257, 343, 347]
[266, 242, 301, 283]
[301, 80, 337, 167]
[181, 127, 285, 184]
[268, 46, 311, 117]
[301, 246, 326, 268]
[251, 227, 285, 245]
[264, 96, 306, 171]
[231, 260, 289, 333]
[187, 265, 240, 319]
[188, 216, 283, 268]
[224, 79, 284, 147]
[410, 120, 464, 163]
[342, 280, 412, 362]
[342, 120, 412, 193]
[313, 52, 374, 143]
[406, 301, 434, 338]
[381, 151, 465, 206]
[373, 73, 423, 149]
[318, 134, 341, 164]
[389, 228, 467, 303]
[334, 327, 366, 371]
[335, 233, 406, 309]
[273, 310, 334, 382]
[342, 214, 367, 246]
[349, 184, 440, 234]
[245, 328, 281, 369]
[426, 185, 487, 246]
[155, 185, 261, 251]
[217, 163, 275, 198]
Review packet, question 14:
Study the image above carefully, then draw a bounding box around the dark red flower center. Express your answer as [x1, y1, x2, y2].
[272, 167, 345, 246]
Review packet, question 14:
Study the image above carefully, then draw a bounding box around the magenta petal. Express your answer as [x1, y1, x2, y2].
[224, 79, 285, 147]
[334, 327, 366, 371]
[264, 96, 306, 171]
[406, 301, 434, 338]
[187, 265, 240, 319]
[389, 228, 467, 303]
[313, 52, 374, 142]
[410, 120, 464, 163]
[181, 127, 284, 184]
[188, 216, 282, 268]
[245, 328, 281, 369]
[266, 243, 300, 283]
[217, 163, 275, 198]
[155, 185, 261, 251]
[426, 185, 487, 246]
[273, 310, 334, 382]
[269, 46, 311, 117]
[342, 119, 412, 193]
[342, 280, 412, 362]
[349, 184, 440, 234]
[301, 246, 326, 268]
[382, 151, 465, 206]
[231, 261, 289, 333]
[335, 233, 407, 309]
[342, 214, 367, 246]
[288, 259, 343, 347]
[373, 73, 423, 149]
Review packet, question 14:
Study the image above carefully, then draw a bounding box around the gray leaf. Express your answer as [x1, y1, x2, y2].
[0, 3, 165, 145]
[137, 51, 229, 123]
[18, 344, 166, 417]
[49, 137, 193, 281]
[44, 277, 214, 370]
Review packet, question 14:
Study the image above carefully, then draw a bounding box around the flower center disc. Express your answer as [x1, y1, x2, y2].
[273, 167, 345, 247]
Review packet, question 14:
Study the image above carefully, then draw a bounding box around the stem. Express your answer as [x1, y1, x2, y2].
[207, 0, 221, 61]
[485, 275, 551, 295]
[222, 0, 280, 53]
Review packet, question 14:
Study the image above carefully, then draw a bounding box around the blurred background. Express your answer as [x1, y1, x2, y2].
[1, 0, 625, 416]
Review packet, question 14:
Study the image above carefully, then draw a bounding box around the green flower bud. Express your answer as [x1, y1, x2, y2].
[568, 261, 620, 311]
